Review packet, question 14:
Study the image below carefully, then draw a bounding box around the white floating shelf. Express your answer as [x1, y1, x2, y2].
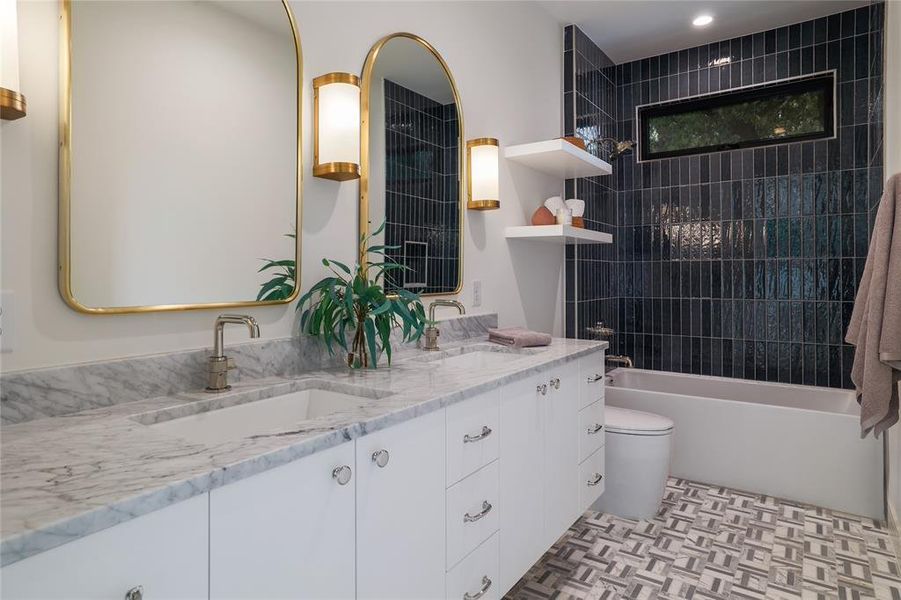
[504, 225, 613, 245]
[504, 138, 612, 178]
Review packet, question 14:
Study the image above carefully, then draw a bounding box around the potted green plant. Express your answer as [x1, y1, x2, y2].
[294, 224, 427, 369]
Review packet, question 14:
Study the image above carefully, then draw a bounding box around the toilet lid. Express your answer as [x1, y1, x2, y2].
[605, 406, 674, 436]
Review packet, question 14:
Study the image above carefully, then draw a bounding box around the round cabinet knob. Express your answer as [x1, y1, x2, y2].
[124, 586, 144, 600]
[371, 449, 390, 468]
[332, 465, 352, 485]
[550, 377, 561, 390]
[536, 383, 547, 396]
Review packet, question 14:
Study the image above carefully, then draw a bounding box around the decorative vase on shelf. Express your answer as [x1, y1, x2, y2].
[531, 206, 555, 225]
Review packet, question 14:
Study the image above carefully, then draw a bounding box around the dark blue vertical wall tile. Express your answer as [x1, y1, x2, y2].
[565, 4, 882, 389]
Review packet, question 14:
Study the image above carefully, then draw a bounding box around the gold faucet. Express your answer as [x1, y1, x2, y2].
[423, 300, 465, 351]
[206, 314, 261, 392]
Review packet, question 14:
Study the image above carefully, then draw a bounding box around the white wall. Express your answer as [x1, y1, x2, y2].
[884, 0, 901, 544]
[0, 0, 564, 372]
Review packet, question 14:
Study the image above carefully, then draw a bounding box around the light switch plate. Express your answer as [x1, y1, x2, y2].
[0, 291, 13, 353]
[472, 280, 482, 307]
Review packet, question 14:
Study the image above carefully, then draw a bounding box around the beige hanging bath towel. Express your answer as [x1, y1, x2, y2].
[846, 173, 901, 438]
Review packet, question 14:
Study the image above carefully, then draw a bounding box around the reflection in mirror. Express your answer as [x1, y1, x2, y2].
[61, 0, 300, 312]
[362, 35, 462, 296]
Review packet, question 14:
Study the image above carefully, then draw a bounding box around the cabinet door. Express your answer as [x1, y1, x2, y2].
[356, 409, 446, 600]
[497, 373, 546, 595]
[543, 359, 580, 545]
[210, 441, 355, 599]
[1, 494, 208, 600]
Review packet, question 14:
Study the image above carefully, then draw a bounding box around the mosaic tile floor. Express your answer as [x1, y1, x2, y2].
[506, 478, 901, 600]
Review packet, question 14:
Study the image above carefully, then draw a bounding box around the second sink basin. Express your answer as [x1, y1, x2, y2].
[415, 344, 540, 370]
[432, 350, 523, 370]
[139, 385, 386, 445]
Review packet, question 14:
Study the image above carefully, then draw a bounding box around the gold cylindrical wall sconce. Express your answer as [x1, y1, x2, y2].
[1, 0, 26, 121]
[466, 138, 499, 210]
[313, 72, 360, 181]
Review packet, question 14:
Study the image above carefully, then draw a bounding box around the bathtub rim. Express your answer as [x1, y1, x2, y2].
[605, 367, 859, 417]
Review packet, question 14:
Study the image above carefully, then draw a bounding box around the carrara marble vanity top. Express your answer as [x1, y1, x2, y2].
[0, 336, 606, 566]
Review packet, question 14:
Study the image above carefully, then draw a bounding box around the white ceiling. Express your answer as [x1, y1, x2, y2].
[538, 0, 870, 64]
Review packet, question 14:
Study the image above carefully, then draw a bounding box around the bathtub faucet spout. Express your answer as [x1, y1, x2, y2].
[606, 355, 633, 369]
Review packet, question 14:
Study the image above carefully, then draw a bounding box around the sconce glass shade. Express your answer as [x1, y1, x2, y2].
[1, 0, 26, 120]
[467, 138, 499, 210]
[313, 72, 360, 181]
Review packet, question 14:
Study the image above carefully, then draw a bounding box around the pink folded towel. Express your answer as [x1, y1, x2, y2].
[488, 327, 552, 348]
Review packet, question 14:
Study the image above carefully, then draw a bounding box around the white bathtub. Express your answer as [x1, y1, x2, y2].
[605, 368, 885, 519]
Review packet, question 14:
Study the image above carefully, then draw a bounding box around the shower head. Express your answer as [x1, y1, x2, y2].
[593, 137, 635, 160]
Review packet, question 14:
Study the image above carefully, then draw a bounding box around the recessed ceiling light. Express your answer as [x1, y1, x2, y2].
[693, 14, 714, 27]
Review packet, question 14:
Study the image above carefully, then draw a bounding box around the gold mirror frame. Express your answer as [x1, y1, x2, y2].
[359, 32, 464, 297]
[57, 0, 303, 314]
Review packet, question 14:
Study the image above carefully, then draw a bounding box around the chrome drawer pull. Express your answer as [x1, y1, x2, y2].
[464, 500, 493, 523]
[463, 576, 492, 600]
[463, 426, 493, 443]
[587, 473, 603, 486]
[332, 465, 352, 485]
[371, 449, 390, 468]
[586, 373, 603, 383]
[587, 423, 604, 435]
[125, 587, 144, 600]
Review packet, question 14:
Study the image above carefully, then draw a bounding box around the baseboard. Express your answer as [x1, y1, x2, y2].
[889, 501, 901, 560]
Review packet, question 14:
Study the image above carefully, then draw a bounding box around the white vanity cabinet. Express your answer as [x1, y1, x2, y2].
[0, 494, 209, 600]
[209, 441, 356, 599]
[356, 408, 446, 600]
[497, 349, 606, 596]
[2, 349, 606, 600]
[542, 359, 581, 545]
[578, 351, 607, 512]
[497, 370, 548, 594]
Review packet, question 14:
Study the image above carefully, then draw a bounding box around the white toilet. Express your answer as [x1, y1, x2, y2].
[591, 406, 674, 520]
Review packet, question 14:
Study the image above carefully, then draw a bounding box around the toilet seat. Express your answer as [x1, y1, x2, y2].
[605, 406, 673, 436]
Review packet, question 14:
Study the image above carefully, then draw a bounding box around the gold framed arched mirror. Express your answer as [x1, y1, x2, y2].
[58, 0, 302, 313]
[359, 33, 463, 296]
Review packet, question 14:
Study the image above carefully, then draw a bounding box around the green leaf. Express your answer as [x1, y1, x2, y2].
[258, 259, 296, 273]
[256, 276, 289, 300]
[370, 220, 386, 238]
[323, 258, 351, 275]
[344, 281, 354, 315]
[364, 318, 378, 369]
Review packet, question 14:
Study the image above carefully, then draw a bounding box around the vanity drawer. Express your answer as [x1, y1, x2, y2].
[578, 399, 606, 462]
[447, 389, 499, 486]
[446, 460, 499, 569]
[579, 446, 606, 514]
[579, 352, 605, 409]
[446, 532, 499, 600]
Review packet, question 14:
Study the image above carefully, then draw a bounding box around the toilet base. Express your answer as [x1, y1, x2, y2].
[591, 431, 671, 520]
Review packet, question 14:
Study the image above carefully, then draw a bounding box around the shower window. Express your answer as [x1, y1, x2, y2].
[637, 73, 835, 161]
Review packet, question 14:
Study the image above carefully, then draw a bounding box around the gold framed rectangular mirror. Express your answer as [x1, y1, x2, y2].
[359, 33, 463, 296]
[58, 0, 302, 313]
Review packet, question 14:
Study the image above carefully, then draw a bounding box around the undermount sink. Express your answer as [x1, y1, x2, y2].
[432, 351, 524, 370]
[416, 345, 537, 370]
[140, 387, 382, 445]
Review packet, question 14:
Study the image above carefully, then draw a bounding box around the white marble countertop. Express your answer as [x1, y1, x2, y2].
[0, 337, 606, 566]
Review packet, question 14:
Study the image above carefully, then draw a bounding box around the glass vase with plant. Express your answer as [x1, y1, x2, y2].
[294, 224, 427, 368]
